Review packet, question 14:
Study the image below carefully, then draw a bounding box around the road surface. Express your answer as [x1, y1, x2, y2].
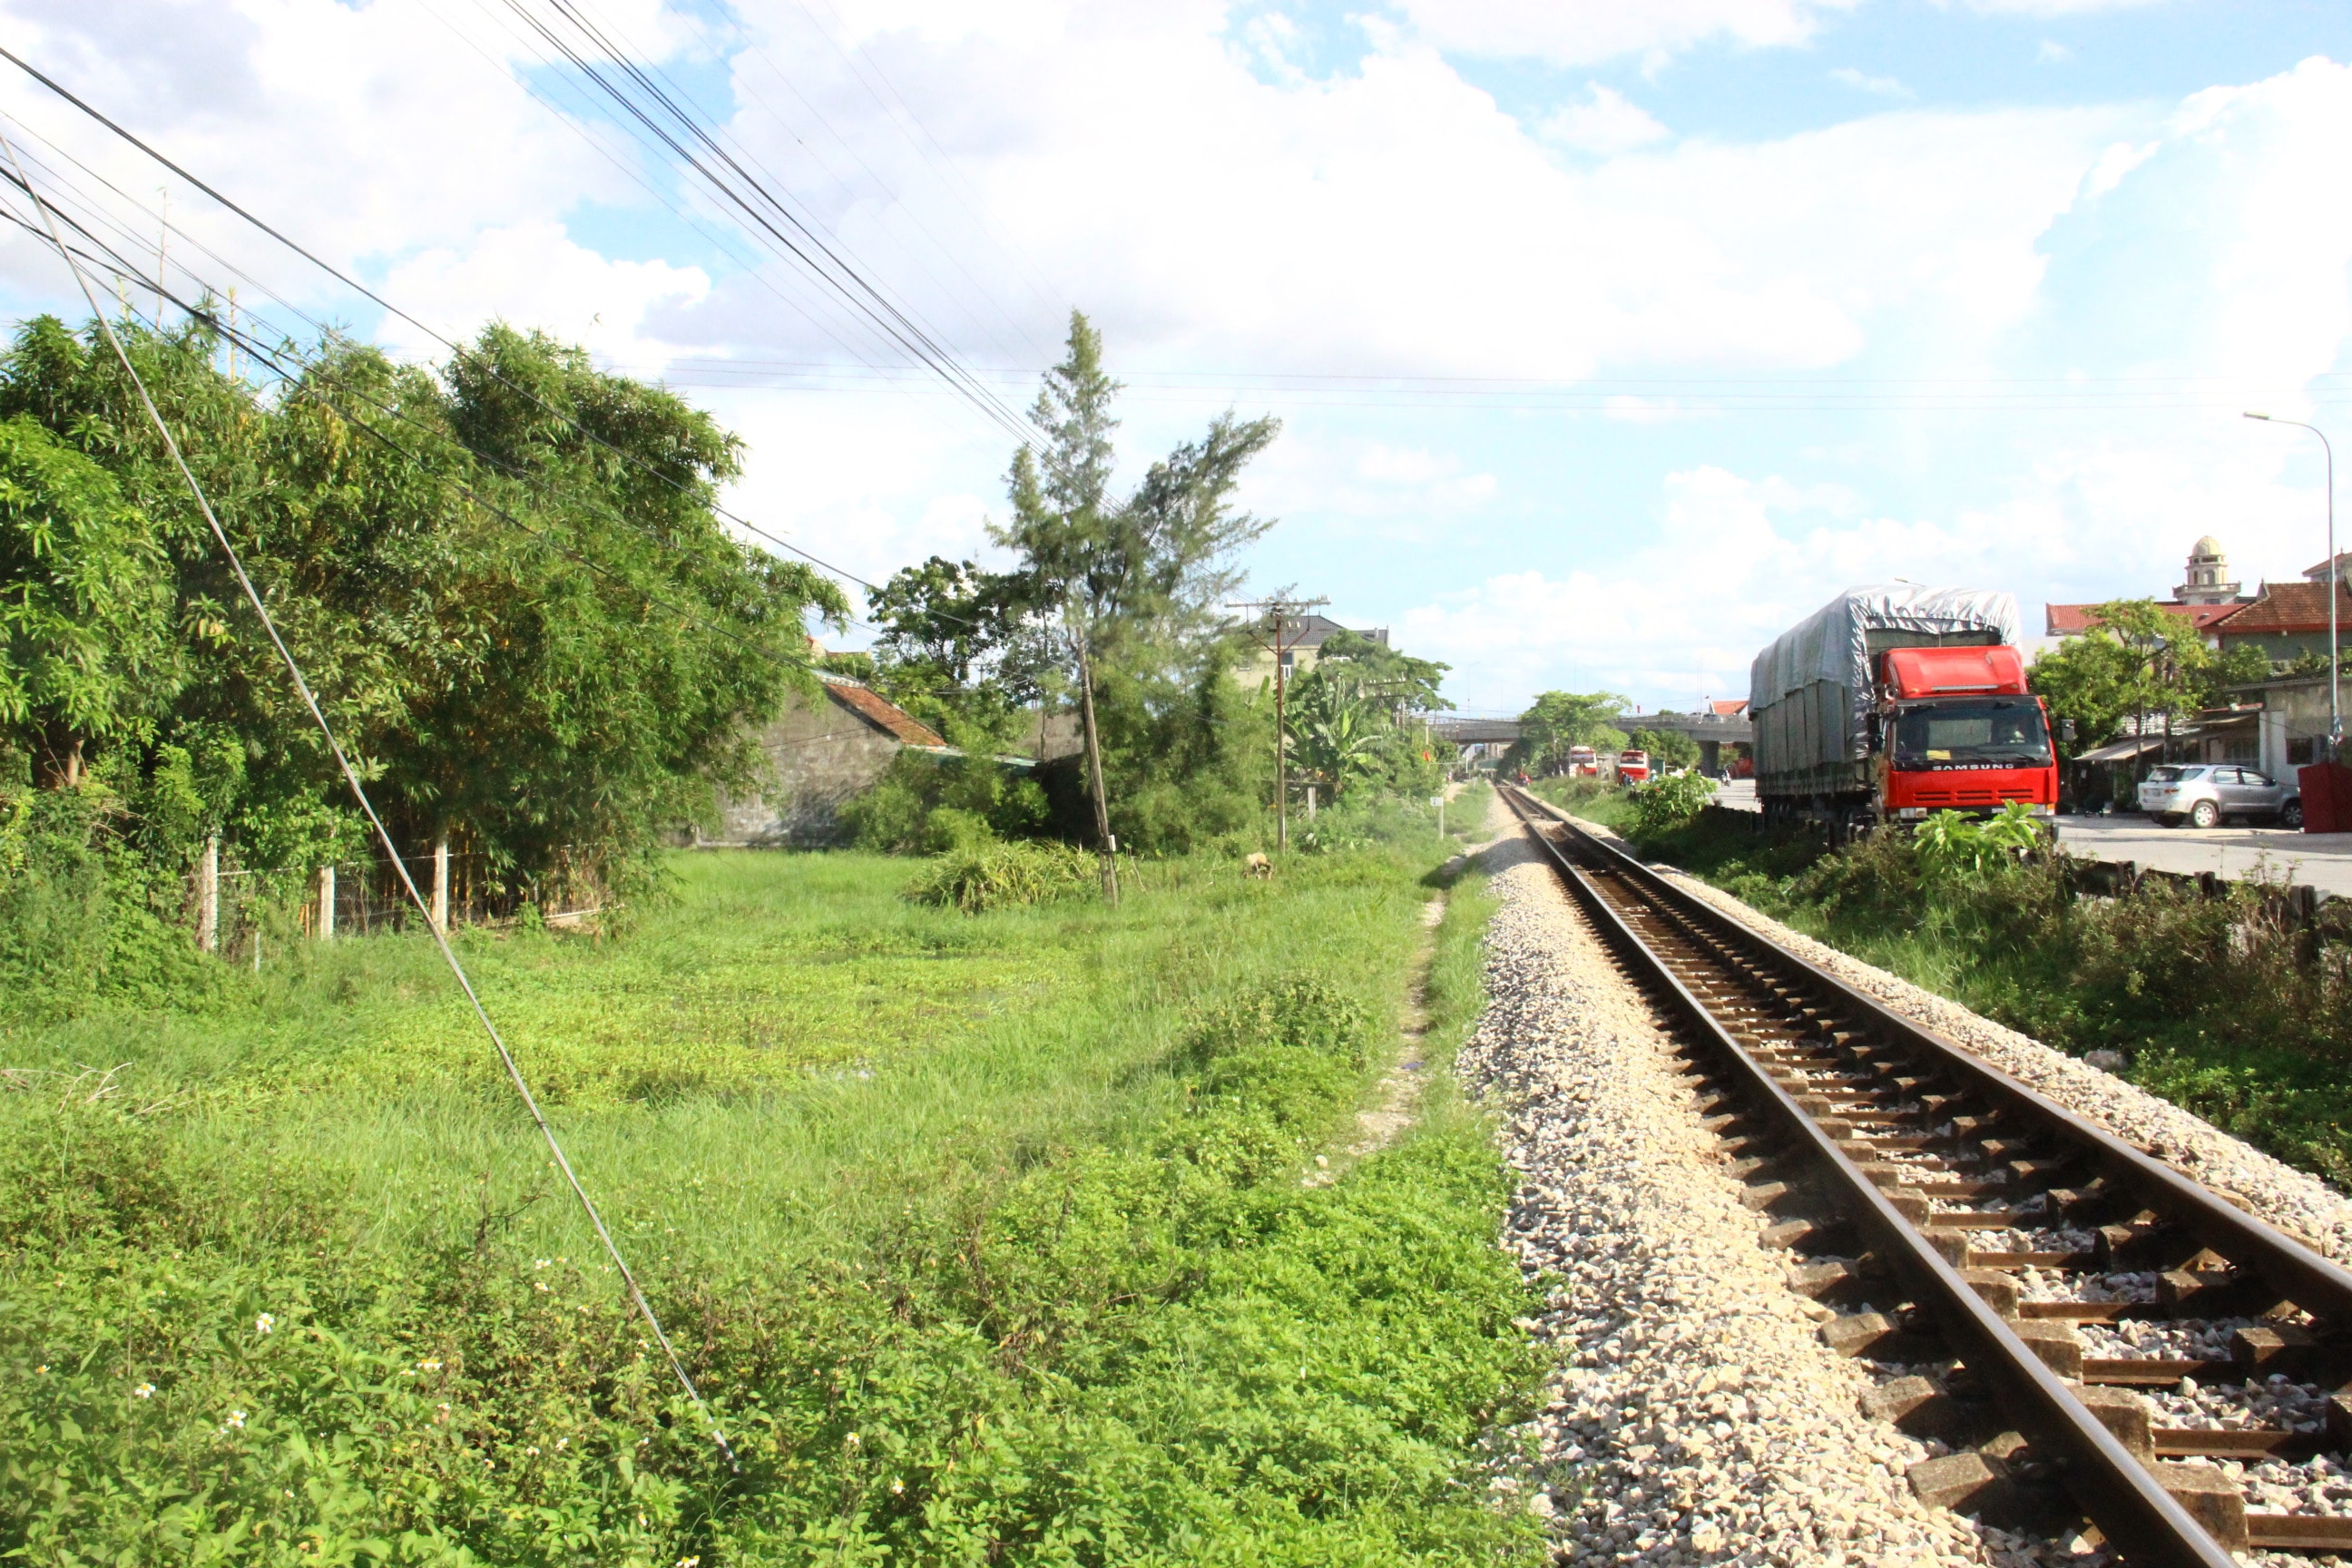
[2051, 816, 2352, 897]
[1701, 779, 2352, 895]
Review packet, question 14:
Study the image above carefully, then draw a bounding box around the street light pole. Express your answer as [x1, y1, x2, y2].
[2245, 412, 2339, 758]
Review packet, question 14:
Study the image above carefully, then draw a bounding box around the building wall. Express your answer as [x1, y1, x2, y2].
[2252, 679, 2336, 779]
[710, 693, 907, 847]
[2223, 631, 2333, 663]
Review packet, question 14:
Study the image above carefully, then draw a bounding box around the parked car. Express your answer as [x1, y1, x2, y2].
[2137, 764, 2303, 829]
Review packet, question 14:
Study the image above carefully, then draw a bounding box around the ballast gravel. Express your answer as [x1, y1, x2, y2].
[1585, 819, 2352, 1263]
[1460, 821, 2053, 1567]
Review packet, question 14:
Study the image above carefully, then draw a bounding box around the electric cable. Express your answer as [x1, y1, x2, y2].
[486, 0, 1034, 446]
[0, 47, 1014, 620]
[0, 117, 743, 1472]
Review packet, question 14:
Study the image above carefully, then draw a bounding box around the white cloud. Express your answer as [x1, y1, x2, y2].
[1402, 465, 2078, 710]
[706, 387, 1011, 598]
[1965, 0, 2167, 14]
[379, 223, 710, 363]
[1241, 433, 1502, 545]
[0, 0, 618, 311]
[693, 11, 2126, 387]
[1828, 66, 1915, 98]
[2038, 39, 2075, 64]
[1539, 85, 1671, 156]
[1391, 0, 1862, 67]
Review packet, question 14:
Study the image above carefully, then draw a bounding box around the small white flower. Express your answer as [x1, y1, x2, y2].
[419, 1358, 442, 1372]
[524, 1446, 540, 1456]
[555, 1436, 568, 1449]
[677, 1557, 700, 1568]
[845, 1431, 859, 1447]
[224, 1410, 247, 1430]
[889, 1478, 905, 1495]
[534, 1281, 550, 1292]
[132, 1383, 155, 1399]
[255, 1314, 276, 1335]
[534, 1259, 550, 1269]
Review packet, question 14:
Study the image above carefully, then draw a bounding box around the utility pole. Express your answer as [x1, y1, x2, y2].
[1073, 623, 1118, 906]
[2245, 413, 2339, 757]
[1230, 595, 1328, 852]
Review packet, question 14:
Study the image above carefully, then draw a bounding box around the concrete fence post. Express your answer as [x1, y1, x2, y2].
[431, 834, 450, 934]
[317, 863, 335, 940]
[196, 834, 220, 954]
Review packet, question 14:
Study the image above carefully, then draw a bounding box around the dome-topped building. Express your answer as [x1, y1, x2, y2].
[2177, 536, 2242, 605]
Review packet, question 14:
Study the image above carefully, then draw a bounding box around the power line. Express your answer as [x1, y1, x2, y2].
[0, 117, 740, 1471]
[0, 44, 985, 607]
[481, 0, 1036, 447]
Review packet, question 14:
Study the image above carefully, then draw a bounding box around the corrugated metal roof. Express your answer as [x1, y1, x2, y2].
[820, 676, 949, 748]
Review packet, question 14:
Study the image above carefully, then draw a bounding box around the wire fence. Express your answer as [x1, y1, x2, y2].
[195, 839, 610, 956]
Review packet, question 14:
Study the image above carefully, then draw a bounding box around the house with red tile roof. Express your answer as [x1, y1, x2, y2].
[706, 674, 957, 846]
[2210, 578, 2352, 664]
[2044, 535, 2255, 644]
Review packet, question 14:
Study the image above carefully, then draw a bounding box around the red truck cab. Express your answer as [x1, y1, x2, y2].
[1877, 646, 2058, 818]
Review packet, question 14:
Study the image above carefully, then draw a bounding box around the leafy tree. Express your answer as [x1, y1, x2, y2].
[0, 416, 178, 786]
[1508, 690, 1628, 774]
[0, 312, 847, 929]
[1629, 726, 1700, 770]
[2029, 599, 2217, 758]
[992, 312, 1280, 873]
[863, 555, 1054, 747]
[1288, 676, 1384, 796]
[1305, 627, 1450, 717]
[1282, 630, 1453, 801]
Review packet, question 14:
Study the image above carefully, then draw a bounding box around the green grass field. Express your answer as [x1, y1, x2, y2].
[2, 845, 1544, 1566]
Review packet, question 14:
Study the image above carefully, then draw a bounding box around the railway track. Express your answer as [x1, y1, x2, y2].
[1501, 785, 2352, 1567]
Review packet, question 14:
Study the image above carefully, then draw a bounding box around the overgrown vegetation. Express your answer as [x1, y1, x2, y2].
[1592, 802, 2352, 1186]
[0, 312, 846, 1001]
[850, 316, 1455, 859]
[906, 837, 1096, 913]
[2031, 597, 2270, 762]
[1, 844, 1544, 1564]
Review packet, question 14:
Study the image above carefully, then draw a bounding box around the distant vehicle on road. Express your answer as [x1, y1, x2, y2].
[1566, 745, 1599, 777]
[2138, 764, 2302, 829]
[1749, 586, 2058, 831]
[1617, 749, 1651, 785]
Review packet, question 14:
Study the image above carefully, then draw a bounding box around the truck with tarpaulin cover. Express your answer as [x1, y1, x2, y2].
[1749, 587, 2059, 830]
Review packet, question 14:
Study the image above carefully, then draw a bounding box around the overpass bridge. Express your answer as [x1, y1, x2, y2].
[1423, 715, 1523, 745]
[1417, 710, 1753, 771]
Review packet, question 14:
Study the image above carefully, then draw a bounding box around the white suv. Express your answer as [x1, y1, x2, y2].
[2137, 764, 2303, 829]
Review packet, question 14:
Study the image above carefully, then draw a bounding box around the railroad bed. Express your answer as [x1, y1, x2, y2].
[1496, 785, 2352, 1567]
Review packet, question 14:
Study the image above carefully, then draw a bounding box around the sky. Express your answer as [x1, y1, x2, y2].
[2, 0, 2350, 716]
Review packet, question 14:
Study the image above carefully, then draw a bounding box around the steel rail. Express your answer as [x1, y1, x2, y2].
[1498, 785, 2241, 1568]
[1511, 789, 2352, 1327]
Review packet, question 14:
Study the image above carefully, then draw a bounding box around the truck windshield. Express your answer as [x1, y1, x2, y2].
[1891, 701, 2051, 770]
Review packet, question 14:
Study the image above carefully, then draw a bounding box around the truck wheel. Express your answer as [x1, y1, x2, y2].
[2190, 800, 2220, 829]
[2282, 799, 2305, 829]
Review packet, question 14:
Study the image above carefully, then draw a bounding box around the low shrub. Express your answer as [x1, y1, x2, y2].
[907, 838, 1098, 913]
[1624, 772, 1716, 838]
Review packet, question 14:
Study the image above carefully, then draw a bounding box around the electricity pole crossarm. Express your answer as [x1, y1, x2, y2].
[1229, 595, 1328, 852]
